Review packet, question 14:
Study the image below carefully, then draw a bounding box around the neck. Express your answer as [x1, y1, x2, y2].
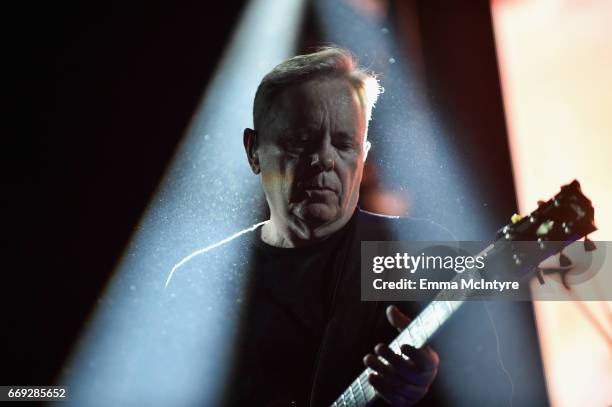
[261, 210, 355, 248]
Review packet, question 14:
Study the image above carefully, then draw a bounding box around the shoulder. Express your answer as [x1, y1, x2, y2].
[355, 208, 456, 242]
[164, 221, 264, 288]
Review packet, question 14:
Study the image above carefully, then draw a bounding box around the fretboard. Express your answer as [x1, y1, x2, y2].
[330, 239, 501, 407]
[330, 298, 464, 407]
[330, 179, 597, 406]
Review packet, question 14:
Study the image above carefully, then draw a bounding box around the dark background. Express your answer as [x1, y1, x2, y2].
[5, 1, 546, 404]
[6, 0, 248, 385]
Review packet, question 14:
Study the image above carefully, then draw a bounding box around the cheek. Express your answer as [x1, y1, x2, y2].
[260, 153, 301, 195]
[337, 154, 365, 189]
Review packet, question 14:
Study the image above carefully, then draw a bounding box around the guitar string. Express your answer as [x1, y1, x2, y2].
[339, 301, 459, 407]
[333, 268, 476, 406]
[335, 234, 583, 407]
[484, 301, 515, 407]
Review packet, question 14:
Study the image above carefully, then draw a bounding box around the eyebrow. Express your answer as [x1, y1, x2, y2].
[332, 131, 358, 142]
[281, 126, 319, 136]
[333, 131, 352, 138]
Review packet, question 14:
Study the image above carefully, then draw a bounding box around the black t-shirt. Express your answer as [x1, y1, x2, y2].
[226, 214, 356, 406]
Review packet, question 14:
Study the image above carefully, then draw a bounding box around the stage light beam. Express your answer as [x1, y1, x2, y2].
[59, 0, 306, 405]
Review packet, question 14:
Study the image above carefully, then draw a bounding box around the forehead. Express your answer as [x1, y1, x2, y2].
[271, 77, 365, 130]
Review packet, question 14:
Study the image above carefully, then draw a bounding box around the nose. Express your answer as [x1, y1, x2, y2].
[310, 136, 335, 171]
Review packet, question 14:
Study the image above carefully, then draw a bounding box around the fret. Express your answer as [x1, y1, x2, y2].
[352, 379, 364, 405]
[431, 301, 445, 328]
[429, 302, 441, 329]
[428, 305, 441, 333]
[361, 369, 374, 400]
[416, 314, 427, 344]
[407, 322, 418, 345]
[396, 330, 408, 348]
[330, 371, 375, 407]
[332, 300, 465, 406]
[352, 382, 361, 404]
[441, 301, 452, 318]
[403, 317, 415, 346]
[398, 321, 418, 347]
[343, 390, 350, 406]
[346, 388, 355, 406]
[350, 381, 361, 402]
[331, 284, 470, 407]
[420, 308, 435, 337]
[356, 375, 365, 402]
[351, 370, 381, 405]
[348, 387, 356, 406]
[428, 303, 442, 333]
[389, 339, 400, 354]
[330, 180, 597, 406]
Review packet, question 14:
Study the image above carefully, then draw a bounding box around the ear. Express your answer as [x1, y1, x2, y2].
[243, 128, 260, 174]
[363, 140, 371, 162]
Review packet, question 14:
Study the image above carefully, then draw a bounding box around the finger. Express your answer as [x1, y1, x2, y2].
[365, 353, 418, 389]
[373, 343, 439, 387]
[368, 373, 410, 405]
[401, 344, 440, 373]
[386, 305, 411, 332]
[363, 354, 395, 378]
[375, 343, 413, 374]
[369, 373, 427, 406]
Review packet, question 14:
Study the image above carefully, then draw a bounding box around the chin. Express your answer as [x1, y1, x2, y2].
[296, 202, 340, 225]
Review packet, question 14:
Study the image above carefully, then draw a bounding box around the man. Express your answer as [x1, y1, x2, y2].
[217, 46, 451, 406]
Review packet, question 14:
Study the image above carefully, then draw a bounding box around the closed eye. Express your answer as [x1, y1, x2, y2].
[335, 142, 354, 150]
[333, 132, 358, 150]
[282, 134, 312, 153]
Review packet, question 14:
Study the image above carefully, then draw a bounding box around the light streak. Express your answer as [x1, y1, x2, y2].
[164, 220, 269, 288]
[60, 0, 306, 404]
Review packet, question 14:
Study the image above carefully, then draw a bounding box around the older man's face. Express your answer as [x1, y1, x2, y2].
[253, 77, 368, 238]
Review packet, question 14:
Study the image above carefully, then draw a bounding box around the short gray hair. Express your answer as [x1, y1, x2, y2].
[253, 46, 382, 135]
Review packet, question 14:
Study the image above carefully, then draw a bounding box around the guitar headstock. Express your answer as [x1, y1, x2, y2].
[497, 180, 596, 244]
[488, 180, 597, 282]
[331, 181, 597, 407]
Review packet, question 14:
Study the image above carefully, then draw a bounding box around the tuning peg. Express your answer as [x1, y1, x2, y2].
[561, 273, 570, 290]
[559, 252, 572, 267]
[511, 213, 523, 224]
[535, 268, 545, 285]
[584, 236, 597, 252]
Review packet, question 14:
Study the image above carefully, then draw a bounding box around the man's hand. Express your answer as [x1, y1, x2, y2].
[362, 305, 439, 406]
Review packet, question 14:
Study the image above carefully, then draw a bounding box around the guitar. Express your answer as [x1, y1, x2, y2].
[330, 180, 596, 407]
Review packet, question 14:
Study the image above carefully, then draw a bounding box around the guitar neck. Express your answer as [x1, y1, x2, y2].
[331, 231, 495, 405]
[331, 298, 464, 407]
[331, 248, 488, 407]
[330, 180, 597, 407]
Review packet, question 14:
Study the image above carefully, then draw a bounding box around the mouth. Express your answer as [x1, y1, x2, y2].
[295, 179, 340, 201]
[303, 187, 337, 200]
[304, 186, 335, 192]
